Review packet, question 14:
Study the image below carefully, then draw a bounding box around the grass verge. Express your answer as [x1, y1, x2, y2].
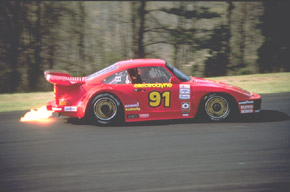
[209, 72, 290, 94]
[0, 72, 289, 112]
[0, 92, 53, 112]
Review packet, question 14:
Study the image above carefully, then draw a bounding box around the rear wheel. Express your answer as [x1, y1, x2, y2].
[203, 94, 231, 121]
[90, 93, 123, 125]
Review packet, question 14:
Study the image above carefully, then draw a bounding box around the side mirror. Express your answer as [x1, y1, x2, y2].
[170, 76, 180, 84]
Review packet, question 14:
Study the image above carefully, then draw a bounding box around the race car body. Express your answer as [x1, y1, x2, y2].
[44, 59, 261, 124]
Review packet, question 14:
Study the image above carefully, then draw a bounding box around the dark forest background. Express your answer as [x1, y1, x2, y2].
[0, 1, 289, 93]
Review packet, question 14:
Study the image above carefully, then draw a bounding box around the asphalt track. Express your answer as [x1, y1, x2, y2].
[0, 93, 290, 192]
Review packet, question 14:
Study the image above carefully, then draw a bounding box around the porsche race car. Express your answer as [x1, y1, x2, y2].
[44, 59, 261, 125]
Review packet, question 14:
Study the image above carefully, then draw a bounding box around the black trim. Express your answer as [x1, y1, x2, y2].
[254, 99, 262, 110]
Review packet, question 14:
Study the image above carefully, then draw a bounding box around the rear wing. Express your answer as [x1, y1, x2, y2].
[44, 70, 86, 86]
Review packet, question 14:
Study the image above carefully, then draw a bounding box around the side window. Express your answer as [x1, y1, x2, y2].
[102, 70, 132, 84]
[136, 67, 172, 83]
[127, 68, 141, 84]
[148, 67, 172, 83]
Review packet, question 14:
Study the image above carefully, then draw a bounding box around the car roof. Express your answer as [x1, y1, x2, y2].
[86, 59, 167, 83]
[117, 59, 166, 70]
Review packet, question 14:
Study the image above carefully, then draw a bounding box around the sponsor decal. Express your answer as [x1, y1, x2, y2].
[125, 107, 140, 111]
[180, 88, 190, 94]
[239, 100, 254, 105]
[64, 106, 77, 112]
[240, 104, 253, 109]
[125, 102, 140, 111]
[179, 84, 190, 100]
[127, 114, 138, 119]
[114, 76, 122, 82]
[180, 84, 190, 89]
[125, 102, 139, 108]
[179, 84, 190, 89]
[139, 113, 149, 118]
[134, 83, 172, 89]
[179, 94, 190, 100]
[240, 104, 254, 113]
[52, 107, 62, 111]
[47, 75, 86, 82]
[181, 102, 190, 110]
[181, 102, 190, 114]
[241, 109, 254, 113]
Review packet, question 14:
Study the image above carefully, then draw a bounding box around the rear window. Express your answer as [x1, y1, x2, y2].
[103, 70, 132, 84]
[87, 63, 119, 80]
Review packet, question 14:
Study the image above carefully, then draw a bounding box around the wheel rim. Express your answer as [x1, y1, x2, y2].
[93, 97, 117, 121]
[205, 96, 229, 120]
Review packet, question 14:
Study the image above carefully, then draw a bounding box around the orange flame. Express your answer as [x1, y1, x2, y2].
[20, 106, 54, 123]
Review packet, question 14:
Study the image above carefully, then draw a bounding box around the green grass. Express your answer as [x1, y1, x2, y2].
[0, 72, 289, 112]
[0, 92, 54, 112]
[208, 72, 290, 94]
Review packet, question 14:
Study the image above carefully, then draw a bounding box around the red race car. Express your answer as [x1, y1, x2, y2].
[44, 59, 261, 125]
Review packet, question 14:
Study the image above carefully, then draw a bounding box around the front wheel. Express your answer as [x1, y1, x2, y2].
[203, 94, 231, 121]
[90, 93, 123, 125]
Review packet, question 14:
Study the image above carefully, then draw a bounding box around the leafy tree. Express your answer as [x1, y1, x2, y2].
[0, 2, 283, 93]
[257, 1, 290, 72]
[0, 1, 22, 92]
[131, 0, 147, 58]
[203, 25, 229, 77]
[150, 2, 220, 69]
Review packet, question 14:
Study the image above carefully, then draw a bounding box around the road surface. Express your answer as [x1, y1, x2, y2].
[0, 93, 290, 192]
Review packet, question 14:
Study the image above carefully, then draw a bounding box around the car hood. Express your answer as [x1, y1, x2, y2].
[191, 77, 252, 96]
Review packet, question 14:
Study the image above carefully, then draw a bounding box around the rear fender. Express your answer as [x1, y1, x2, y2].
[78, 86, 116, 119]
[81, 86, 133, 119]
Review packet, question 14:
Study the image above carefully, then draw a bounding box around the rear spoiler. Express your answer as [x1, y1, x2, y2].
[44, 70, 86, 86]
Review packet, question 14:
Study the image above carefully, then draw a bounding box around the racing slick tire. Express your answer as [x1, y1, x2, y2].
[201, 93, 236, 121]
[90, 93, 124, 125]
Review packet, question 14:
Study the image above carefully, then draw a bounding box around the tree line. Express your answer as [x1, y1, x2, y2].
[0, 1, 289, 93]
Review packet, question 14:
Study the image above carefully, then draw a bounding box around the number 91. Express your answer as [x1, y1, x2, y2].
[149, 91, 170, 107]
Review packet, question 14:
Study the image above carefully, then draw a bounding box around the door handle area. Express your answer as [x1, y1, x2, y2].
[134, 88, 145, 92]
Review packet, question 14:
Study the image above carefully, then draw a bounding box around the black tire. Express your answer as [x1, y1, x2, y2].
[89, 93, 123, 125]
[202, 94, 232, 121]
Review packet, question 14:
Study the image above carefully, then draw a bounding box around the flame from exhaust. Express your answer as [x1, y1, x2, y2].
[20, 106, 54, 122]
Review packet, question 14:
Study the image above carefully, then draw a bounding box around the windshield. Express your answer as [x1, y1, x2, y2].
[165, 62, 190, 82]
[87, 63, 119, 80]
